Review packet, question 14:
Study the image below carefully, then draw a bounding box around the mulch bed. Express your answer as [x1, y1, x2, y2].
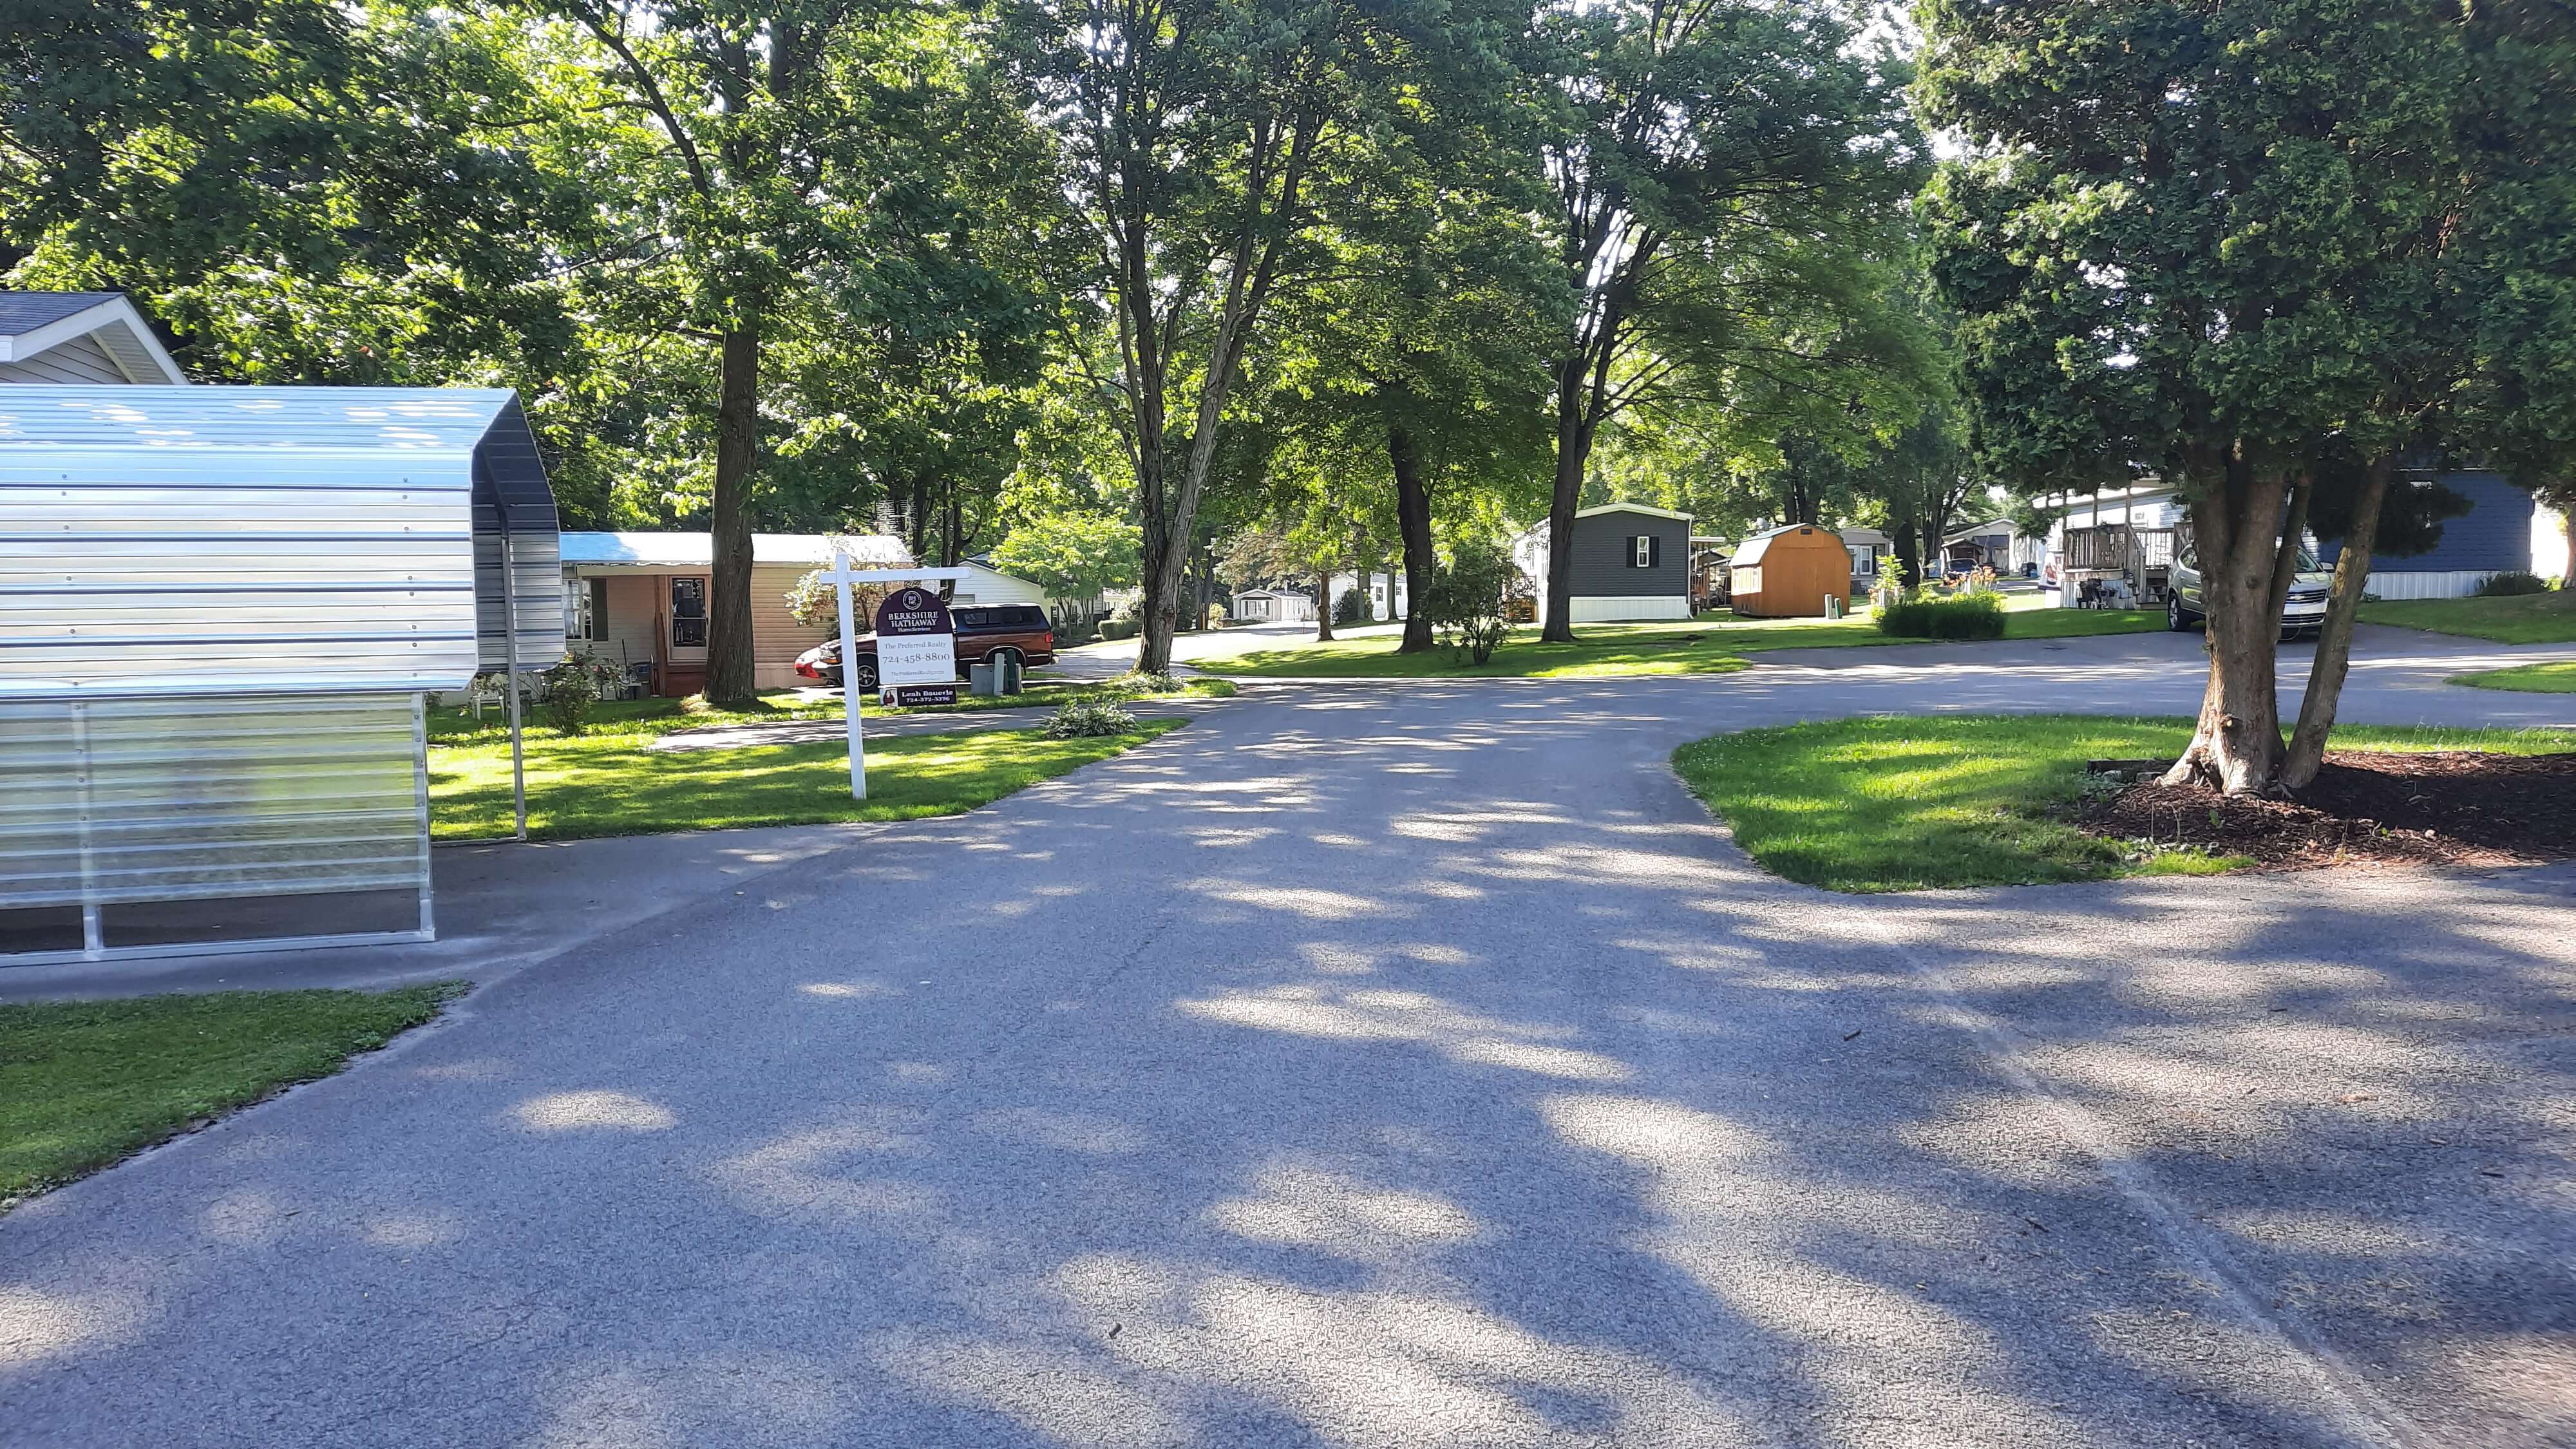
[2077, 750, 2576, 871]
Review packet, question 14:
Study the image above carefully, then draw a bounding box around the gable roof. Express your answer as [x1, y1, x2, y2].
[0, 292, 121, 333]
[0, 292, 187, 384]
[1728, 523, 1840, 567]
[1575, 502, 1692, 524]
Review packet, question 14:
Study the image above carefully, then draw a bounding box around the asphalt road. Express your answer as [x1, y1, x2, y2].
[5, 629, 2574, 1447]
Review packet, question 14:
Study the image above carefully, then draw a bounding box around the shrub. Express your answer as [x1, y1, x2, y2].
[540, 654, 629, 735]
[2477, 570, 2551, 597]
[1110, 670, 1184, 694]
[1422, 541, 1517, 665]
[1334, 586, 1368, 625]
[1873, 590, 2007, 640]
[1041, 699, 1137, 738]
[1098, 619, 1137, 641]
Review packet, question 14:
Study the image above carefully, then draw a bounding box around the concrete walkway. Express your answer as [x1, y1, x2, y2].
[5, 631, 2574, 1446]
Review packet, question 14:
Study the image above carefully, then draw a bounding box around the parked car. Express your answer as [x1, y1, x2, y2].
[793, 604, 1057, 689]
[2166, 542, 2331, 640]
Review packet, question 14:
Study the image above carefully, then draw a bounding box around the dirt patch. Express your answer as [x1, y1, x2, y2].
[2077, 750, 2576, 871]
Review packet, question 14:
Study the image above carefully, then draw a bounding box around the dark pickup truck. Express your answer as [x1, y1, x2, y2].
[792, 603, 1056, 690]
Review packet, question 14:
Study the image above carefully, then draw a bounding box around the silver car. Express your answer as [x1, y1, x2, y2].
[2166, 542, 2333, 640]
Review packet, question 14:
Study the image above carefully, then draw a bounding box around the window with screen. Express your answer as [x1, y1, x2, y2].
[587, 578, 608, 641]
[670, 577, 707, 647]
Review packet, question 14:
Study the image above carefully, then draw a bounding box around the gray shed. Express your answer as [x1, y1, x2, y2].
[1512, 503, 1695, 623]
[0, 386, 562, 963]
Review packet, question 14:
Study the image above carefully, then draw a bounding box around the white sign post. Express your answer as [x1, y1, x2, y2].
[824, 549, 869, 800]
[811, 560, 974, 806]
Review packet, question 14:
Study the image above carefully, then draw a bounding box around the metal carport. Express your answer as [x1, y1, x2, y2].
[0, 386, 562, 964]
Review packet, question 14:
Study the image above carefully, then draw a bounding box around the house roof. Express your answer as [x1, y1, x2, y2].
[558, 531, 911, 567]
[1575, 502, 1692, 524]
[0, 292, 121, 333]
[0, 291, 187, 383]
[1728, 523, 1838, 567]
[1944, 518, 2019, 542]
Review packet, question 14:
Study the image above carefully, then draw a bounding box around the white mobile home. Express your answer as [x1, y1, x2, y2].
[560, 531, 910, 694]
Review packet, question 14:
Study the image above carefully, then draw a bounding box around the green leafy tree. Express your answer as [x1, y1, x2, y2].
[1012, 0, 1526, 671]
[990, 511, 1142, 618]
[1528, 0, 1922, 641]
[1922, 0, 2576, 793]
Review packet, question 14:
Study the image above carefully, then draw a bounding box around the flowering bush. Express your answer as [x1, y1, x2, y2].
[540, 652, 630, 734]
[1041, 699, 1138, 738]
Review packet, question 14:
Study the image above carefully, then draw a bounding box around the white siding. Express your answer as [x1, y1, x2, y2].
[2365, 571, 2508, 601]
[1569, 595, 1690, 622]
[0, 332, 126, 384]
[592, 574, 663, 668]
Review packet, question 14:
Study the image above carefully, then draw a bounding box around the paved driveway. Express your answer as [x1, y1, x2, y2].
[5, 632, 2573, 1447]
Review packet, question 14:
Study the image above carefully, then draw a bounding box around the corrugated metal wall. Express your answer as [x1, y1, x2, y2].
[0, 386, 561, 962]
[0, 387, 535, 697]
[0, 694, 430, 960]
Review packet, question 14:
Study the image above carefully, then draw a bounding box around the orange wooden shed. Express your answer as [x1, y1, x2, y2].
[1728, 524, 1853, 617]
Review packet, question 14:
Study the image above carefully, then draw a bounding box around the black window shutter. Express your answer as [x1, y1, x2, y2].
[1648, 535, 1662, 569]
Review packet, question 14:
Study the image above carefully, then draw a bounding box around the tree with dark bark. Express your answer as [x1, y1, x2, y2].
[1920, 0, 2576, 793]
[518, 0, 1016, 701]
[1012, 0, 1508, 674]
[1529, 0, 1918, 642]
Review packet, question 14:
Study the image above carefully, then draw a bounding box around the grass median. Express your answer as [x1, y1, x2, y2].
[2450, 660, 2576, 693]
[1200, 607, 2159, 680]
[2, 985, 455, 1206]
[431, 717, 1184, 840]
[1674, 714, 2576, 893]
[2360, 591, 2576, 643]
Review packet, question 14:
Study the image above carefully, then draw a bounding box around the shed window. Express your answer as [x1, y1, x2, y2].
[584, 578, 609, 641]
[670, 577, 707, 647]
[1632, 535, 1660, 568]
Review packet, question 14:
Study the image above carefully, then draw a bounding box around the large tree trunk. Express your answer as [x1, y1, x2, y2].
[1390, 424, 1436, 652]
[2163, 459, 2291, 794]
[2283, 460, 2392, 788]
[1889, 496, 1922, 592]
[705, 321, 761, 705]
[1541, 367, 1589, 643]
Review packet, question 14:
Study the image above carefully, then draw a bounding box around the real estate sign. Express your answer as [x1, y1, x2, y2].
[874, 587, 956, 701]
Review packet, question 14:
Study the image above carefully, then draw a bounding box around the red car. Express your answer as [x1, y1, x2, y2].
[793, 604, 1056, 690]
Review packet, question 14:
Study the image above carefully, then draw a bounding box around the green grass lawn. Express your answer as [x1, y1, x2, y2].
[1198, 608, 2159, 679]
[428, 676, 1230, 746]
[2450, 660, 2576, 693]
[2360, 590, 2576, 643]
[1, 985, 453, 1204]
[431, 718, 1183, 840]
[1674, 714, 2576, 893]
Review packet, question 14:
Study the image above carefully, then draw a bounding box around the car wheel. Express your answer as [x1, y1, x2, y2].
[2167, 596, 2190, 632]
[851, 660, 879, 690]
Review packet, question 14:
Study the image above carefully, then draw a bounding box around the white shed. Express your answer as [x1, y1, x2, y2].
[0, 386, 562, 963]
